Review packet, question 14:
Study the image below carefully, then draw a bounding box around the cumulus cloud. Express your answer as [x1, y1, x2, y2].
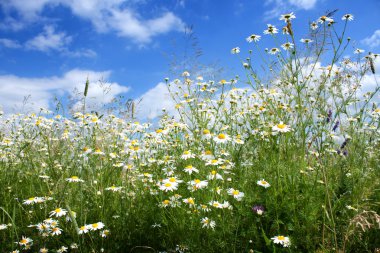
[0, 69, 129, 113]
[0, 38, 21, 49]
[0, 0, 185, 44]
[135, 82, 177, 120]
[25, 25, 72, 52]
[264, 0, 318, 19]
[362, 29, 380, 49]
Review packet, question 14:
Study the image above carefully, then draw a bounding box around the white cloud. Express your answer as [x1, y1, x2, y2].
[0, 69, 129, 113]
[264, 0, 318, 19]
[362, 30, 380, 49]
[0, 38, 21, 48]
[25, 25, 72, 52]
[136, 82, 177, 120]
[1, 0, 185, 44]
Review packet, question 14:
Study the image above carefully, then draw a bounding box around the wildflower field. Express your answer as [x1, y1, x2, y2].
[0, 13, 379, 253]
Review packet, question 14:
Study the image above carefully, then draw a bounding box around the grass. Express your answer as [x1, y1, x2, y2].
[0, 12, 379, 253]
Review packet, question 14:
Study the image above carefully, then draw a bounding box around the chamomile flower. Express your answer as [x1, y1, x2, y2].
[272, 122, 292, 132]
[201, 217, 216, 229]
[159, 181, 178, 192]
[90, 222, 105, 231]
[0, 224, 8, 230]
[318, 15, 334, 24]
[78, 225, 90, 235]
[280, 12, 296, 22]
[342, 14, 354, 21]
[49, 208, 67, 218]
[214, 133, 230, 143]
[257, 179, 271, 188]
[183, 197, 196, 207]
[354, 48, 364, 54]
[101, 229, 110, 238]
[207, 170, 223, 180]
[264, 24, 278, 35]
[271, 235, 291, 247]
[17, 236, 33, 246]
[183, 165, 199, 175]
[310, 22, 318, 30]
[51, 227, 62, 236]
[268, 48, 280, 55]
[300, 38, 313, 44]
[189, 179, 208, 190]
[281, 42, 294, 51]
[231, 47, 240, 54]
[181, 150, 196, 160]
[246, 34, 261, 43]
[228, 188, 245, 201]
[66, 176, 84, 183]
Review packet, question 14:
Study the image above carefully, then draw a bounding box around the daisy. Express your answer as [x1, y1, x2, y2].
[257, 179, 271, 188]
[264, 24, 278, 35]
[213, 133, 230, 143]
[201, 217, 216, 229]
[183, 197, 196, 207]
[39, 247, 49, 253]
[18, 236, 33, 246]
[101, 229, 110, 238]
[228, 188, 245, 201]
[159, 181, 178, 192]
[202, 129, 212, 139]
[271, 235, 291, 247]
[49, 208, 67, 218]
[205, 158, 223, 166]
[272, 122, 292, 132]
[183, 165, 199, 175]
[310, 22, 318, 30]
[0, 224, 7, 230]
[90, 222, 105, 231]
[354, 48, 364, 54]
[318, 15, 334, 24]
[181, 150, 195, 160]
[209, 201, 223, 208]
[66, 176, 84, 183]
[246, 34, 261, 43]
[281, 42, 294, 51]
[189, 179, 208, 190]
[200, 150, 214, 160]
[300, 38, 313, 44]
[231, 47, 240, 54]
[105, 186, 123, 192]
[51, 227, 62, 236]
[207, 170, 223, 180]
[342, 14, 354, 21]
[57, 246, 68, 253]
[279, 12, 296, 22]
[78, 225, 89, 235]
[268, 48, 280, 55]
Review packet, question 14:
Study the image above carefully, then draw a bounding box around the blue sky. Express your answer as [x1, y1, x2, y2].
[0, 0, 379, 119]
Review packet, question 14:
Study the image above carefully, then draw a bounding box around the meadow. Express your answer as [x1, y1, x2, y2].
[0, 12, 379, 253]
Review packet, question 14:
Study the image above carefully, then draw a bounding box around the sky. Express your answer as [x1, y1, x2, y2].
[0, 0, 379, 119]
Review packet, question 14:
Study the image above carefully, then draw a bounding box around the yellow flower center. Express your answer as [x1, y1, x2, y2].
[71, 176, 78, 180]
[194, 179, 201, 184]
[233, 190, 239, 195]
[205, 150, 212, 155]
[278, 236, 285, 241]
[163, 200, 170, 204]
[92, 223, 98, 228]
[211, 170, 217, 175]
[20, 239, 27, 244]
[164, 183, 172, 187]
[169, 178, 176, 182]
[218, 134, 226, 139]
[203, 129, 210, 135]
[277, 123, 286, 129]
[55, 208, 61, 213]
[261, 181, 268, 185]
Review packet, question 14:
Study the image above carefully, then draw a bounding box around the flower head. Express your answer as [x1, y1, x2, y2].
[280, 12, 296, 22]
[271, 235, 291, 247]
[257, 179, 271, 188]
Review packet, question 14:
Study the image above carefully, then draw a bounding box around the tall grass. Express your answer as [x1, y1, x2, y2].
[0, 12, 379, 253]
